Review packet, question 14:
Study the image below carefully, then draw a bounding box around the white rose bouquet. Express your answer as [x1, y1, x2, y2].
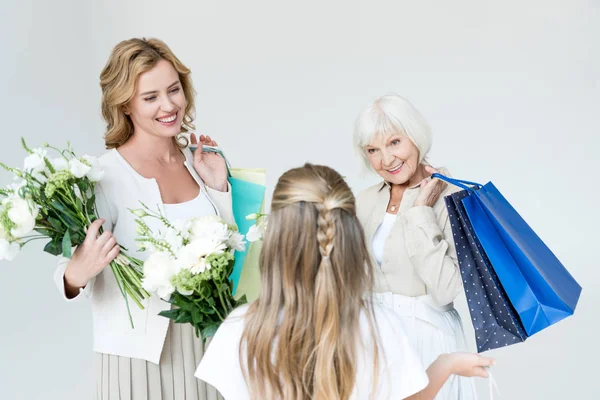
[131, 203, 247, 339]
[0, 139, 149, 326]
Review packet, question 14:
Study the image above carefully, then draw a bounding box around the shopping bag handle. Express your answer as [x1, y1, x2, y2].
[487, 367, 501, 399]
[190, 143, 233, 178]
[431, 173, 483, 191]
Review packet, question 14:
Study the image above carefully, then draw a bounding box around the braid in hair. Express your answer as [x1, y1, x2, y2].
[315, 201, 336, 260]
[240, 163, 379, 400]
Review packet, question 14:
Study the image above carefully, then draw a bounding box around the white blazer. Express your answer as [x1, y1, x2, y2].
[53, 147, 235, 364]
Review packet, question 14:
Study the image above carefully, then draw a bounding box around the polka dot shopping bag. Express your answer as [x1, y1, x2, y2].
[434, 173, 581, 351]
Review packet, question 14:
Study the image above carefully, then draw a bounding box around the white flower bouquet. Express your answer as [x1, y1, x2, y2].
[131, 203, 248, 339]
[0, 139, 149, 326]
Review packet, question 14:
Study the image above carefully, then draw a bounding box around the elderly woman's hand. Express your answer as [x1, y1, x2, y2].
[413, 166, 448, 208]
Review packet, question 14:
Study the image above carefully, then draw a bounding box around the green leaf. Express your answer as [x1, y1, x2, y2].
[191, 308, 204, 325]
[199, 285, 211, 298]
[75, 197, 84, 211]
[34, 228, 53, 237]
[235, 294, 248, 306]
[86, 195, 96, 214]
[48, 217, 63, 231]
[61, 212, 78, 228]
[175, 312, 192, 324]
[78, 180, 89, 194]
[70, 224, 82, 233]
[50, 200, 67, 213]
[219, 283, 232, 294]
[201, 323, 220, 339]
[177, 300, 193, 312]
[44, 239, 61, 256]
[200, 302, 215, 314]
[61, 230, 72, 258]
[70, 231, 85, 245]
[162, 296, 177, 305]
[159, 309, 180, 320]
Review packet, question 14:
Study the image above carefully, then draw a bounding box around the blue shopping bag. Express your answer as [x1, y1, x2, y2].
[193, 145, 266, 294]
[433, 173, 581, 336]
[445, 190, 528, 352]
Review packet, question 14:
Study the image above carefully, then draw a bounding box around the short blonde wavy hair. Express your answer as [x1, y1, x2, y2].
[99, 38, 196, 149]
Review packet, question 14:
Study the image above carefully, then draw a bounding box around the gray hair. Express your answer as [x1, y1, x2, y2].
[353, 94, 432, 170]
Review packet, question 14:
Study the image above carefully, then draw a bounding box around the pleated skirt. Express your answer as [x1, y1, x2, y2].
[411, 308, 478, 400]
[373, 292, 478, 400]
[96, 320, 223, 400]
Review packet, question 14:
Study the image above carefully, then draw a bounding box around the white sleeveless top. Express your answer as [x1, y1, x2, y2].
[195, 303, 429, 399]
[372, 213, 397, 265]
[163, 189, 216, 222]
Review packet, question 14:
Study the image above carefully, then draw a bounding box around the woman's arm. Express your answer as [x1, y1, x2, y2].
[405, 353, 494, 400]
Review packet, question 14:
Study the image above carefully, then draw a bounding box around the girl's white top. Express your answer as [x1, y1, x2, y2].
[195, 302, 429, 400]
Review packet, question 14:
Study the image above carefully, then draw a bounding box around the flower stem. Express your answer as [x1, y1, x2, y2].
[216, 281, 231, 321]
[109, 261, 134, 328]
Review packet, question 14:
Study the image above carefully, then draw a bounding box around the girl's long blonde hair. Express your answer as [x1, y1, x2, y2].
[99, 37, 196, 149]
[240, 164, 379, 400]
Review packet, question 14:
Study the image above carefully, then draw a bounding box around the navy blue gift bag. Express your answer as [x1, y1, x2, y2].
[445, 190, 528, 352]
[433, 173, 582, 337]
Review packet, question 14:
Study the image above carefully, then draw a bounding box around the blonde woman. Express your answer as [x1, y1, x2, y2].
[195, 164, 493, 400]
[54, 38, 232, 399]
[354, 94, 475, 399]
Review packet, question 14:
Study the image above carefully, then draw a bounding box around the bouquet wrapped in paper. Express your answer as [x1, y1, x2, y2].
[131, 203, 248, 339]
[0, 139, 149, 326]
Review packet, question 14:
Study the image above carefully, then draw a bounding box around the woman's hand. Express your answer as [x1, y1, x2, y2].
[64, 218, 119, 296]
[413, 166, 448, 207]
[440, 352, 495, 378]
[190, 133, 228, 192]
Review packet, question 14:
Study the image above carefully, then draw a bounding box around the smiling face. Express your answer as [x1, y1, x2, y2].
[124, 59, 186, 139]
[353, 94, 434, 186]
[364, 132, 422, 185]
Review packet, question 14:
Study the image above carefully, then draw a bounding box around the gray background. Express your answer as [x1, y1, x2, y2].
[1, 0, 598, 398]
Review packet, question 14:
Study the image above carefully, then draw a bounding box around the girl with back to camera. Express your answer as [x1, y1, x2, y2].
[196, 163, 493, 400]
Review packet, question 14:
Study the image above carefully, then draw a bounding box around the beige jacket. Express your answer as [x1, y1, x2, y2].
[356, 173, 462, 306]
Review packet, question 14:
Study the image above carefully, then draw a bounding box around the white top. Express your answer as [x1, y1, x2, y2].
[372, 213, 397, 265]
[195, 303, 429, 400]
[163, 190, 216, 222]
[53, 147, 235, 364]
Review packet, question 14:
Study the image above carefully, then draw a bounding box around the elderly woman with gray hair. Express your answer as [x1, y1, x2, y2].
[354, 94, 477, 399]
